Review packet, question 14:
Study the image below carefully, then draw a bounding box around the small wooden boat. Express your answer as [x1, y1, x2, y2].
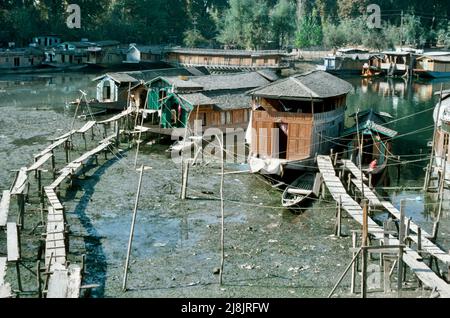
[282, 172, 322, 210]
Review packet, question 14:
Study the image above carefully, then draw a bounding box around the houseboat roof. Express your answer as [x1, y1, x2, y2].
[337, 48, 369, 53]
[103, 73, 139, 84]
[93, 67, 209, 84]
[92, 40, 120, 47]
[382, 51, 411, 56]
[148, 71, 272, 93]
[166, 47, 287, 57]
[128, 44, 164, 54]
[177, 90, 251, 110]
[247, 70, 353, 100]
[417, 55, 450, 63]
[343, 109, 397, 138]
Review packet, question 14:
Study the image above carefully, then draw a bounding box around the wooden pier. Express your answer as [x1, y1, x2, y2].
[1, 105, 135, 298]
[317, 155, 450, 297]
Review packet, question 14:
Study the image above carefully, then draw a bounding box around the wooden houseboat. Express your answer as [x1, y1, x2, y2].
[144, 71, 277, 131]
[51, 41, 90, 66]
[415, 53, 450, 78]
[340, 109, 398, 182]
[317, 48, 373, 75]
[431, 91, 450, 184]
[0, 47, 45, 71]
[163, 48, 289, 72]
[379, 51, 414, 76]
[79, 67, 209, 111]
[247, 70, 353, 176]
[124, 44, 164, 66]
[86, 41, 124, 68]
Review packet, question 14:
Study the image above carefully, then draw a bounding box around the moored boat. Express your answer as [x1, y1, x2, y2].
[282, 172, 322, 210]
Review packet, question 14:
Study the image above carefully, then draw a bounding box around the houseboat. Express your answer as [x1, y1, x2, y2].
[317, 48, 373, 75]
[415, 53, 450, 78]
[163, 48, 289, 73]
[124, 44, 165, 67]
[247, 70, 353, 177]
[431, 91, 450, 184]
[0, 47, 45, 72]
[86, 41, 124, 68]
[143, 70, 278, 131]
[378, 51, 415, 77]
[86, 67, 209, 111]
[339, 109, 398, 183]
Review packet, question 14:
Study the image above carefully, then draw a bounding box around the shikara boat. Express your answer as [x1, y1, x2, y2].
[282, 172, 322, 210]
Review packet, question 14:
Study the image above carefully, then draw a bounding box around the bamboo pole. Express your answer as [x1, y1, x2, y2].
[361, 199, 368, 298]
[219, 135, 225, 285]
[350, 231, 357, 294]
[329, 248, 362, 298]
[122, 165, 146, 292]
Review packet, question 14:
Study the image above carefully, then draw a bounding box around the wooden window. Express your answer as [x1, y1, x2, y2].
[14, 57, 20, 67]
[244, 110, 249, 122]
[221, 112, 226, 125]
[202, 113, 207, 126]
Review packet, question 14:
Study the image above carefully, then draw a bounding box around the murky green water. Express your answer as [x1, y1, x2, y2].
[1, 71, 449, 298]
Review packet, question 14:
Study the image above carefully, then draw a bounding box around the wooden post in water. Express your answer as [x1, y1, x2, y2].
[350, 231, 357, 294]
[398, 199, 406, 296]
[180, 160, 190, 200]
[219, 136, 225, 285]
[51, 151, 56, 180]
[361, 199, 368, 298]
[335, 195, 342, 237]
[122, 165, 148, 292]
[36, 260, 42, 298]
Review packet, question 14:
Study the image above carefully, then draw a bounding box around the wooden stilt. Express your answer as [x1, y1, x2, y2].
[397, 199, 406, 296]
[37, 260, 42, 298]
[51, 151, 56, 180]
[361, 199, 368, 298]
[122, 165, 146, 292]
[83, 133, 87, 150]
[181, 160, 190, 200]
[335, 195, 342, 237]
[350, 231, 357, 294]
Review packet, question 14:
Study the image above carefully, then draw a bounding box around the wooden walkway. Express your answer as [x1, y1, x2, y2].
[10, 167, 28, 195]
[317, 155, 450, 298]
[97, 107, 134, 125]
[45, 207, 66, 267]
[0, 190, 10, 227]
[7, 223, 19, 262]
[341, 159, 368, 181]
[47, 263, 81, 298]
[77, 121, 96, 134]
[0, 257, 11, 298]
[34, 138, 68, 159]
[343, 159, 450, 267]
[27, 153, 53, 172]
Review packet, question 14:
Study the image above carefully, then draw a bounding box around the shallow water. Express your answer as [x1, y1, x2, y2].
[0, 72, 449, 298]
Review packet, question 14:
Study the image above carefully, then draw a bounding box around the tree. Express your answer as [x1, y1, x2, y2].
[183, 29, 208, 47]
[270, 0, 296, 49]
[295, 9, 322, 48]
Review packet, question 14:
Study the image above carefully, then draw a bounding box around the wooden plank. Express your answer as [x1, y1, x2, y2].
[0, 190, 11, 227]
[47, 264, 69, 298]
[10, 167, 28, 195]
[67, 265, 82, 298]
[7, 223, 19, 262]
[34, 138, 67, 159]
[0, 257, 6, 286]
[381, 201, 450, 265]
[351, 179, 382, 206]
[77, 121, 96, 134]
[341, 159, 368, 181]
[27, 153, 53, 172]
[97, 107, 134, 124]
[53, 130, 77, 141]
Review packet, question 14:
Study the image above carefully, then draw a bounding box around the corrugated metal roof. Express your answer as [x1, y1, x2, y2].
[248, 70, 353, 100]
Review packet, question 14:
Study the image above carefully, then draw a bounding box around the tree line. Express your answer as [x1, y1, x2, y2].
[1, 0, 450, 50]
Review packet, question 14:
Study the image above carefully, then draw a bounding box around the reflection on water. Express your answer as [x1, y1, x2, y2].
[342, 75, 450, 224]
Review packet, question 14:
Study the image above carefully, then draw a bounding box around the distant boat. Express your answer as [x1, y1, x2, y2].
[282, 172, 322, 210]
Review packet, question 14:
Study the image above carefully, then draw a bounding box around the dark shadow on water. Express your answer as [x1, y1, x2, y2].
[64, 154, 124, 298]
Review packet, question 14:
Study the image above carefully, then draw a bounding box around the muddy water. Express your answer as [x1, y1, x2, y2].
[0, 72, 449, 298]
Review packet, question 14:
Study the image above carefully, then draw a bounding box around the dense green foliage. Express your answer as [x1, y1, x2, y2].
[1, 0, 450, 50]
